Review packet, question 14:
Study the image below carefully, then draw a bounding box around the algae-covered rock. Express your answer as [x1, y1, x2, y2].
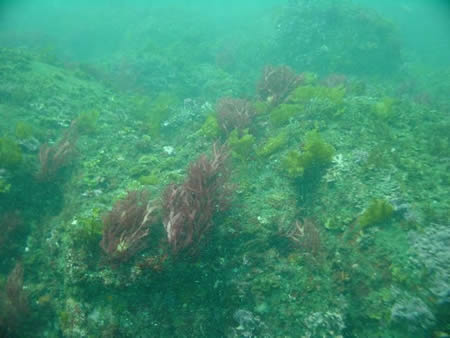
[275, 0, 401, 75]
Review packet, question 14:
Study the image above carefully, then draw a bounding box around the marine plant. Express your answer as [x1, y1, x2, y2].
[270, 103, 300, 126]
[0, 178, 11, 194]
[257, 132, 288, 158]
[321, 73, 348, 88]
[14, 121, 33, 140]
[36, 122, 78, 182]
[0, 263, 29, 337]
[128, 95, 153, 120]
[364, 288, 395, 322]
[283, 150, 305, 178]
[0, 137, 22, 169]
[283, 219, 322, 258]
[252, 100, 270, 115]
[359, 199, 394, 228]
[216, 97, 256, 136]
[227, 128, 255, 161]
[138, 171, 160, 186]
[267, 85, 346, 124]
[257, 65, 303, 106]
[199, 115, 220, 140]
[302, 72, 319, 85]
[287, 85, 346, 107]
[162, 144, 230, 256]
[100, 190, 159, 263]
[75, 110, 100, 134]
[282, 130, 335, 179]
[0, 212, 23, 250]
[374, 97, 397, 121]
[72, 208, 104, 249]
[146, 92, 178, 137]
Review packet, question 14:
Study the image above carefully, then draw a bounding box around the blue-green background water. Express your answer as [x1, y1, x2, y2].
[0, 1, 449, 337]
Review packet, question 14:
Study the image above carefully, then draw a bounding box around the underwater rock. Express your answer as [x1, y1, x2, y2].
[163, 145, 175, 155]
[391, 295, 435, 333]
[409, 224, 450, 305]
[18, 136, 40, 153]
[275, 0, 402, 75]
[303, 311, 346, 337]
[232, 309, 269, 338]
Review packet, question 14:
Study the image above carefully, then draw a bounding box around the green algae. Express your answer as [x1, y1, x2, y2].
[0, 137, 22, 168]
[359, 199, 394, 228]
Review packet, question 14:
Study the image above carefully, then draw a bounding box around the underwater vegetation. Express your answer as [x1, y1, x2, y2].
[163, 144, 230, 255]
[288, 84, 346, 108]
[0, 138, 22, 169]
[0, 178, 11, 194]
[36, 123, 78, 182]
[199, 114, 220, 140]
[100, 190, 159, 264]
[216, 97, 257, 136]
[359, 198, 394, 228]
[145, 92, 178, 137]
[0, 1, 449, 337]
[283, 130, 335, 179]
[75, 110, 100, 135]
[269, 103, 299, 126]
[14, 122, 34, 140]
[257, 131, 288, 158]
[257, 64, 303, 106]
[260, 71, 347, 126]
[0, 212, 24, 254]
[226, 128, 255, 161]
[0, 263, 29, 337]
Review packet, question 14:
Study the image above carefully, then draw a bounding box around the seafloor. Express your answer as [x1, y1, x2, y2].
[0, 2, 449, 337]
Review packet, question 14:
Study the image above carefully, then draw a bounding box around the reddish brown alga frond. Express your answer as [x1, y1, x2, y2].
[216, 98, 256, 135]
[0, 262, 29, 333]
[100, 190, 159, 263]
[257, 65, 303, 106]
[36, 121, 78, 182]
[163, 144, 230, 256]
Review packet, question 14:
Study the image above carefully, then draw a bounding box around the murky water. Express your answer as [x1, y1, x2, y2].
[0, 1, 449, 337]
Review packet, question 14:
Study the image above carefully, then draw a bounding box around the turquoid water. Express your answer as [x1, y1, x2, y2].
[0, 1, 449, 337]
